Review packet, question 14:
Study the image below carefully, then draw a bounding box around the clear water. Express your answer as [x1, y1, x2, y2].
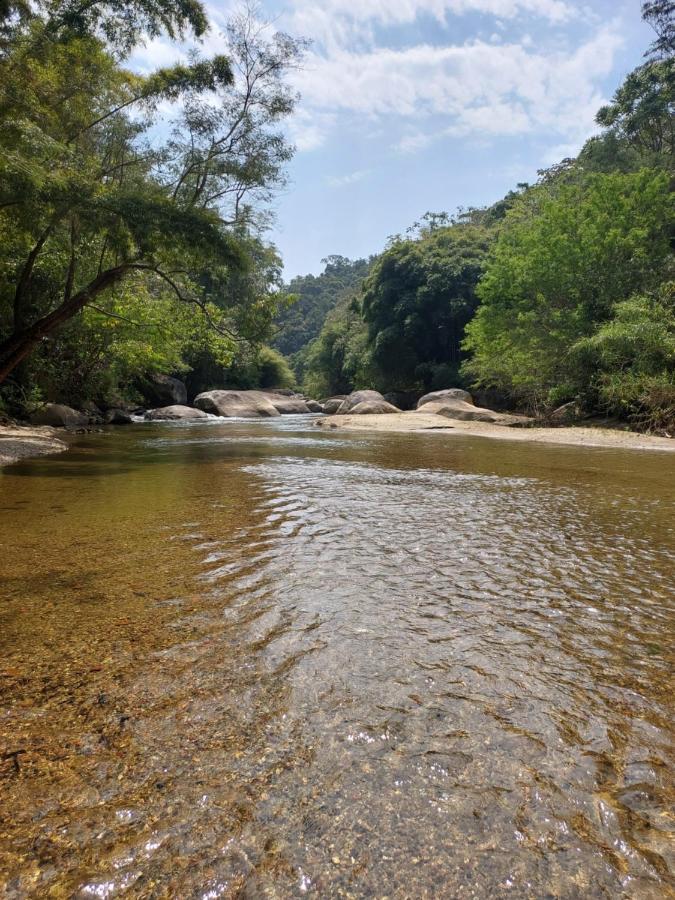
[1, 417, 673, 898]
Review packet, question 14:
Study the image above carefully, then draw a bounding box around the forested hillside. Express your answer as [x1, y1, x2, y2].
[273, 256, 372, 357]
[1, 0, 672, 432]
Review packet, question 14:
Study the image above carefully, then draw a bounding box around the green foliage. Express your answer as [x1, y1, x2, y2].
[462, 170, 674, 410]
[361, 224, 492, 391]
[300, 296, 372, 398]
[642, 1, 675, 59]
[274, 256, 372, 358]
[570, 285, 675, 432]
[186, 343, 295, 395]
[595, 58, 675, 162]
[0, 1, 302, 403]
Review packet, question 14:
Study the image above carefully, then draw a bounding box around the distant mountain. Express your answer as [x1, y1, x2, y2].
[273, 255, 373, 357]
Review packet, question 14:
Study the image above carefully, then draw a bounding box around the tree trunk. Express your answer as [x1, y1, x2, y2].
[0, 264, 131, 385]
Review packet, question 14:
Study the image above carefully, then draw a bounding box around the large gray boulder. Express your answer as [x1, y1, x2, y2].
[194, 390, 281, 418]
[417, 400, 500, 423]
[349, 400, 400, 415]
[266, 394, 312, 415]
[145, 405, 209, 421]
[417, 388, 473, 409]
[337, 390, 395, 415]
[306, 400, 324, 413]
[30, 404, 88, 428]
[322, 397, 348, 415]
[416, 399, 530, 424]
[143, 374, 188, 407]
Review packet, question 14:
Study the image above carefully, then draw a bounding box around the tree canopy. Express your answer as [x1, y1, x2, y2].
[0, 0, 303, 403]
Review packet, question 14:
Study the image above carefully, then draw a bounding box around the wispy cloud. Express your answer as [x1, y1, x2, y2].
[289, 25, 622, 151]
[288, 0, 575, 43]
[325, 169, 371, 187]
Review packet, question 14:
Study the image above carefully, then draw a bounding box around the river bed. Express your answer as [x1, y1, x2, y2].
[1, 417, 674, 898]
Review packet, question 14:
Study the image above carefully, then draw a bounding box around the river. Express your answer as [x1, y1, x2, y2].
[1, 417, 673, 898]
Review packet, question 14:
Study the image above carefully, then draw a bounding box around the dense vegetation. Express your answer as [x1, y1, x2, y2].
[1, 1, 672, 432]
[0, 0, 302, 412]
[293, 2, 674, 429]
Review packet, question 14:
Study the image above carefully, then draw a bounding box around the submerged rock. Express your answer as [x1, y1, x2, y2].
[29, 404, 88, 428]
[145, 405, 209, 421]
[194, 390, 281, 418]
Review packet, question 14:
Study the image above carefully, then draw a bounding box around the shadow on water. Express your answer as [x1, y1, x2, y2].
[0, 417, 673, 898]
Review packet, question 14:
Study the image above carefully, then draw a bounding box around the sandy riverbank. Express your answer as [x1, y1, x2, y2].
[316, 411, 675, 452]
[0, 425, 69, 467]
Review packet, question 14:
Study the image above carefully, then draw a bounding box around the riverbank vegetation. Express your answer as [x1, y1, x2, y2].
[1, 1, 673, 432]
[0, 0, 302, 414]
[281, 2, 674, 431]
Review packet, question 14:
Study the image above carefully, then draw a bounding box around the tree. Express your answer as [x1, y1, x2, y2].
[642, 1, 675, 59]
[0, 1, 303, 387]
[595, 59, 674, 162]
[274, 256, 372, 358]
[361, 225, 491, 391]
[300, 296, 372, 398]
[462, 170, 673, 409]
[594, 2, 674, 166]
[571, 284, 675, 432]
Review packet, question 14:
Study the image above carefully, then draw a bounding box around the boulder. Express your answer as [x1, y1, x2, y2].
[415, 399, 500, 422]
[142, 374, 188, 407]
[30, 404, 88, 428]
[337, 390, 393, 415]
[105, 408, 133, 425]
[349, 400, 400, 415]
[81, 401, 104, 423]
[306, 400, 324, 413]
[417, 388, 473, 409]
[416, 399, 530, 424]
[266, 395, 312, 415]
[194, 390, 281, 418]
[145, 405, 209, 421]
[322, 397, 348, 415]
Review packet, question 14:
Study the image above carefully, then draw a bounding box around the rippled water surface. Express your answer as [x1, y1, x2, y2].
[1, 418, 674, 898]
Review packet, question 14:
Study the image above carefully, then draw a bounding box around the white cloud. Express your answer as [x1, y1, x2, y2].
[289, 0, 574, 42]
[289, 26, 622, 150]
[325, 169, 371, 187]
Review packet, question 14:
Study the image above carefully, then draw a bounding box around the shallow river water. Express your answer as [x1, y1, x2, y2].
[0, 417, 674, 899]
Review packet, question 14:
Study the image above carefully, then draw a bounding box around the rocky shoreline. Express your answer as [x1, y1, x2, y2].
[0, 424, 69, 467]
[3, 383, 672, 467]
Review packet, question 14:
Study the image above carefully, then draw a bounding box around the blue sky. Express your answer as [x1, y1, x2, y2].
[135, 1, 654, 278]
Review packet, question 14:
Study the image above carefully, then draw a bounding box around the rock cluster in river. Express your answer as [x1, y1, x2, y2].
[145, 405, 209, 421]
[194, 390, 320, 418]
